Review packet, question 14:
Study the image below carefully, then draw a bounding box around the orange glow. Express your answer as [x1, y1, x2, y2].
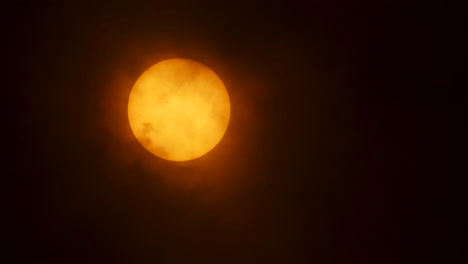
[128, 58, 230, 161]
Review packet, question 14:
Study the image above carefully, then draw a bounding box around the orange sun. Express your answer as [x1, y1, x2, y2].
[128, 58, 230, 161]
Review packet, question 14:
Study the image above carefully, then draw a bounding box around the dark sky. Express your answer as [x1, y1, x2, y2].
[8, 1, 461, 263]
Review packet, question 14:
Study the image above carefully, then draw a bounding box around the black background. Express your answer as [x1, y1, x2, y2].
[7, 1, 462, 263]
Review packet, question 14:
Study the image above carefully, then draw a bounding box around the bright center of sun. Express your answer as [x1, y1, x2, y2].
[128, 58, 230, 161]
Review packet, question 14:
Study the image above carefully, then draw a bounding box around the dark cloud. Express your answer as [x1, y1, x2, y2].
[7, 1, 457, 263]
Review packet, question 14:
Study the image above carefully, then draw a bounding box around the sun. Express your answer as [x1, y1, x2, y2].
[127, 58, 230, 161]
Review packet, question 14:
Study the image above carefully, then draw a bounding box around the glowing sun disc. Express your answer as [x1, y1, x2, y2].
[127, 58, 230, 161]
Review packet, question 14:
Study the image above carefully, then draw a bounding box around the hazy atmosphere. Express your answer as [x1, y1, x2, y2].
[7, 1, 460, 263]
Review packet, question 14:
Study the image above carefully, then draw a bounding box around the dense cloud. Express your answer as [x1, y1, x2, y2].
[8, 1, 456, 263]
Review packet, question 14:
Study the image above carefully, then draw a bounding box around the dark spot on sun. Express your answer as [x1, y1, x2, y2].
[141, 137, 152, 146]
[142, 122, 154, 134]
